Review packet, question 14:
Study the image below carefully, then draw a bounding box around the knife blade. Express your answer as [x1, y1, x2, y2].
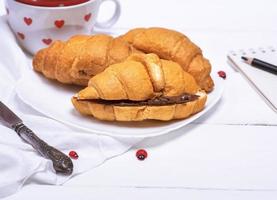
[0, 101, 73, 175]
[0, 101, 22, 128]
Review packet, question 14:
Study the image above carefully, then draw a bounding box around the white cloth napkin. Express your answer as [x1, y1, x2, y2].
[0, 16, 142, 198]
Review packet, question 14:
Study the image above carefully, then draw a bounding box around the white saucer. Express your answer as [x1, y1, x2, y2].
[16, 70, 224, 138]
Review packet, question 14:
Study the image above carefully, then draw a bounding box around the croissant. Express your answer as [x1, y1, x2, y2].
[33, 27, 214, 93]
[33, 34, 139, 85]
[72, 54, 207, 121]
[119, 27, 214, 92]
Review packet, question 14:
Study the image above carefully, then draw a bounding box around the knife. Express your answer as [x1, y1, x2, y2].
[0, 101, 73, 175]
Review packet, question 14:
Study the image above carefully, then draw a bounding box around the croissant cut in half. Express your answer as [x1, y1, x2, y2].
[72, 54, 207, 121]
[119, 27, 214, 92]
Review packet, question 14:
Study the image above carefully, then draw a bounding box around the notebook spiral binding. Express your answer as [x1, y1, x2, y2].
[229, 46, 276, 57]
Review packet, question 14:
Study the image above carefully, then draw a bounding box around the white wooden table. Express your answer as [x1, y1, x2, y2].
[2, 0, 277, 199]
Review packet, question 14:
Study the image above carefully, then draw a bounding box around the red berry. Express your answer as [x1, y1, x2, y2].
[69, 150, 78, 159]
[218, 70, 226, 79]
[136, 149, 148, 160]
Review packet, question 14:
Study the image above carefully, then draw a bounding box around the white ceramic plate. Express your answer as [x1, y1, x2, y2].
[16, 69, 224, 138]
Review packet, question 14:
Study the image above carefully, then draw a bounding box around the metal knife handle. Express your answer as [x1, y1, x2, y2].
[13, 123, 73, 175]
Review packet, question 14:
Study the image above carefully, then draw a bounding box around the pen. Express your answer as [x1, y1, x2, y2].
[241, 56, 277, 73]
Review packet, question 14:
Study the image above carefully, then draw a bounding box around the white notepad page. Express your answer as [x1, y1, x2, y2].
[227, 47, 277, 113]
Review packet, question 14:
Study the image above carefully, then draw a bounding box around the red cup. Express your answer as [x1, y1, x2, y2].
[15, 0, 90, 7]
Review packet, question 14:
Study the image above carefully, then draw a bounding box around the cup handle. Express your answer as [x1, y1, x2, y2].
[95, 0, 121, 29]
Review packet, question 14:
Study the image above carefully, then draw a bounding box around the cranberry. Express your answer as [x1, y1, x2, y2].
[69, 150, 78, 159]
[217, 70, 226, 79]
[136, 149, 148, 160]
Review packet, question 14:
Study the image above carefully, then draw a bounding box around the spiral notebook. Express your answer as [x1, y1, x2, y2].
[227, 47, 277, 113]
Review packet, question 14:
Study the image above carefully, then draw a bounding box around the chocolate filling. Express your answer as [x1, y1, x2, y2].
[82, 93, 199, 106]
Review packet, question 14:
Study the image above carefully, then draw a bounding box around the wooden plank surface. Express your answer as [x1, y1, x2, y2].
[1, 0, 277, 199]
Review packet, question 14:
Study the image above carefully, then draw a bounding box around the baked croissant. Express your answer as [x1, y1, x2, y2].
[72, 54, 207, 121]
[33, 27, 214, 93]
[119, 27, 214, 92]
[33, 34, 139, 85]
